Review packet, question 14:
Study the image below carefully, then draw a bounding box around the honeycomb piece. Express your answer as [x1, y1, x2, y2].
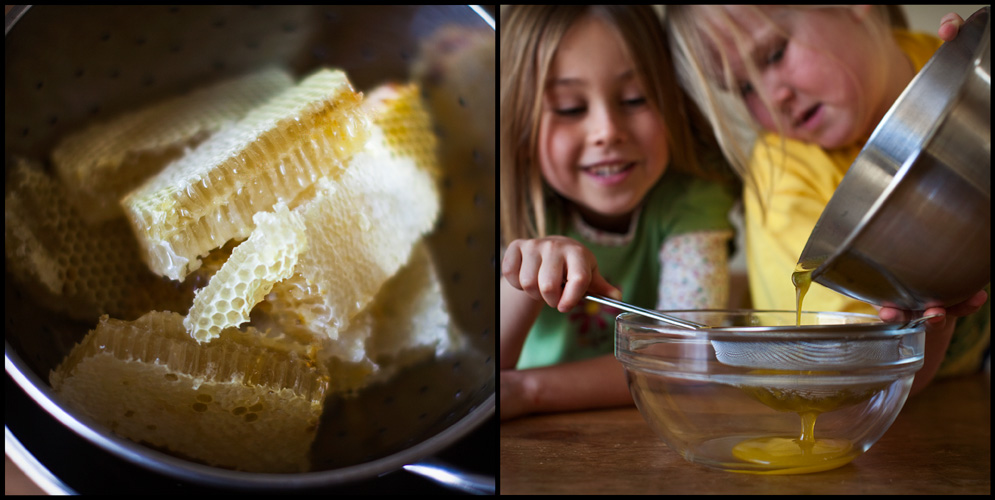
[287, 98, 441, 337]
[362, 82, 440, 178]
[4, 158, 194, 322]
[333, 241, 460, 392]
[255, 274, 335, 345]
[122, 68, 370, 281]
[363, 242, 462, 376]
[49, 311, 328, 473]
[184, 202, 307, 343]
[257, 242, 458, 396]
[253, 83, 441, 345]
[52, 68, 294, 223]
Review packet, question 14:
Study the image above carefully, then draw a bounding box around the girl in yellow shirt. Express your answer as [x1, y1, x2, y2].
[663, 6, 989, 394]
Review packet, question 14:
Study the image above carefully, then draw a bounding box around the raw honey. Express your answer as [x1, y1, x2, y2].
[731, 433, 855, 474]
[734, 369, 883, 473]
[791, 258, 824, 326]
[730, 257, 873, 473]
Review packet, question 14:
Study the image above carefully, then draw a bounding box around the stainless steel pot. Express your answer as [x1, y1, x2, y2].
[798, 6, 990, 310]
[5, 5, 495, 492]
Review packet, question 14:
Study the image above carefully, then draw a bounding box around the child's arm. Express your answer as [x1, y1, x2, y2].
[500, 279, 632, 421]
[500, 236, 627, 420]
[500, 354, 632, 421]
[500, 276, 543, 370]
[500, 235, 618, 369]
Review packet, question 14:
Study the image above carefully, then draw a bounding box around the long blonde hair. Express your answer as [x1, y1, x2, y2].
[664, 5, 903, 210]
[500, 5, 731, 245]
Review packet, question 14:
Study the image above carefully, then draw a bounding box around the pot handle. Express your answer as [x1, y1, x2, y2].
[403, 458, 495, 495]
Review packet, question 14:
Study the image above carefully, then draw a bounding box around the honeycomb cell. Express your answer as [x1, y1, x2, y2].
[184, 203, 307, 342]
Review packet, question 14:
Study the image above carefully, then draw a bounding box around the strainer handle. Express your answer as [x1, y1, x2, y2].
[585, 295, 706, 329]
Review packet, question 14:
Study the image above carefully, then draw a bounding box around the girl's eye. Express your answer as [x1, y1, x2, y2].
[765, 41, 787, 65]
[622, 97, 647, 108]
[554, 106, 586, 116]
[737, 40, 786, 96]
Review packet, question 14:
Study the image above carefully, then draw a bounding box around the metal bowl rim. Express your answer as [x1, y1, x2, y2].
[614, 309, 926, 339]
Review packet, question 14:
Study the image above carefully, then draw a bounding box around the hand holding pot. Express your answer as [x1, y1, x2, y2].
[878, 289, 990, 395]
[939, 12, 965, 41]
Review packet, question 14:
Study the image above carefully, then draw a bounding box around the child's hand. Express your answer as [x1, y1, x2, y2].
[878, 289, 988, 395]
[938, 12, 965, 42]
[502, 236, 622, 312]
[877, 289, 988, 328]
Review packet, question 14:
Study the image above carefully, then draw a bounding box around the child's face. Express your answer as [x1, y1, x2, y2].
[707, 6, 892, 149]
[538, 15, 669, 229]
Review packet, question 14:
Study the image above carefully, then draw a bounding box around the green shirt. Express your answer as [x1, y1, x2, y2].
[517, 173, 735, 369]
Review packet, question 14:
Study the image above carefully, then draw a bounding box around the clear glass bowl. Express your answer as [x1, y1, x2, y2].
[615, 310, 925, 475]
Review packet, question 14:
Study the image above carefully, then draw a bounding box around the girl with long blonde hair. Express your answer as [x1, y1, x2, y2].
[500, 5, 739, 420]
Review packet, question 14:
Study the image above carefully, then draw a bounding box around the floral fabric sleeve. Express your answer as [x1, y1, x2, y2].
[657, 230, 733, 310]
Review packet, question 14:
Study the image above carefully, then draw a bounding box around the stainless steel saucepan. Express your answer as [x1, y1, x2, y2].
[798, 6, 990, 310]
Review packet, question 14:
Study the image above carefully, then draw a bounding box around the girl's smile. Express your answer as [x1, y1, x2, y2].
[581, 160, 636, 185]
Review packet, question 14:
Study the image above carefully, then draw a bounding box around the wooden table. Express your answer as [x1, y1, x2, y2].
[500, 371, 990, 495]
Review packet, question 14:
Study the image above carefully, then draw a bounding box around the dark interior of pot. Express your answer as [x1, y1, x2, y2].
[5, 5, 495, 490]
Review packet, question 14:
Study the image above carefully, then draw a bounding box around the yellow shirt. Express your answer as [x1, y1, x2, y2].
[744, 30, 989, 376]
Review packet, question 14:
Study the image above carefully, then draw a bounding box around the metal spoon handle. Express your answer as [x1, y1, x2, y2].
[584, 294, 706, 330]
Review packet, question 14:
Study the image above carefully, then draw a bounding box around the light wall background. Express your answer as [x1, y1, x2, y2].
[642, 5, 989, 30]
[904, 5, 987, 32]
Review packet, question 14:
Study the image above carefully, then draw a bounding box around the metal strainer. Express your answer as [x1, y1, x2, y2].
[5, 5, 495, 492]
